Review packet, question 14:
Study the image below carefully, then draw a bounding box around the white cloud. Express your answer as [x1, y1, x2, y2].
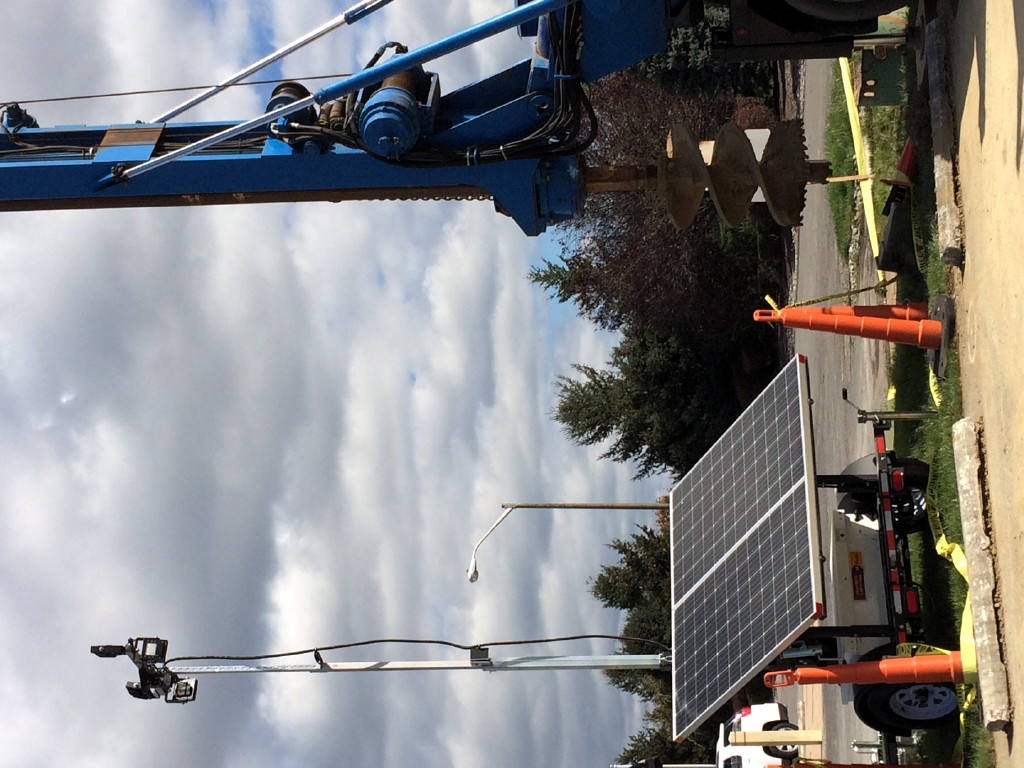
[0, 3, 668, 767]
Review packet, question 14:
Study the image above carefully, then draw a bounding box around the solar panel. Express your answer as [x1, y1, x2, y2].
[670, 355, 823, 741]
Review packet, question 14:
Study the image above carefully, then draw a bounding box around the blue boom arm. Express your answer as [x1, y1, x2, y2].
[0, 0, 671, 235]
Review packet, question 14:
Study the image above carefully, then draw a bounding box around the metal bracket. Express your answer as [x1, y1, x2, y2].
[469, 647, 492, 668]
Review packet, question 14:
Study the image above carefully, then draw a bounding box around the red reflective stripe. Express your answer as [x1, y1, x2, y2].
[906, 590, 920, 613]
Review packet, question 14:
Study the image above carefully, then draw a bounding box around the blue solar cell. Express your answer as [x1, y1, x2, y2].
[671, 356, 823, 740]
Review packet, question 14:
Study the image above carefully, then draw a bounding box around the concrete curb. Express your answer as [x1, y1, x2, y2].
[951, 418, 1012, 730]
[923, 17, 965, 268]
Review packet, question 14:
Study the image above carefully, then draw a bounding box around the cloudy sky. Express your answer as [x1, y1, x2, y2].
[1, 2, 668, 766]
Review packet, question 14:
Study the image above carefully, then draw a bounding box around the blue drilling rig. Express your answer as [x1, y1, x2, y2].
[0, 0, 904, 236]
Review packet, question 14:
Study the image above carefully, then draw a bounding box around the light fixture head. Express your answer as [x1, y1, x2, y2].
[166, 678, 199, 704]
[130, 637, 169, 664]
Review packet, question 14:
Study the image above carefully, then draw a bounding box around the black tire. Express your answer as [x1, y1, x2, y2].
[854, 682, 912, 737]
[785, 0, 903, 22]
[894, 457, 930, 488]
[763, 721, 799, 761]
[893, 457, 931, 533]
[854, 681, 959, 734]
[852, 643, 960, 735]
[894, 485, 930, 534]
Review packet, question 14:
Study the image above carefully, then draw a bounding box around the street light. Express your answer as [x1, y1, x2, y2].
[91, 635, 668, 703]
[466, 499, 669, 583]
[466, 505, 519, 582]
[91, 637, 199, 703]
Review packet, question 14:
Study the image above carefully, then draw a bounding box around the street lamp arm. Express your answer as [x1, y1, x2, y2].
[467, 499, 668, 582]
[500, 502, 668, 510]
[467, 505, 516, 582]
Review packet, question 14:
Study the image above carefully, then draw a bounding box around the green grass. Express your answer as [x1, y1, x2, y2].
[825, 65, 857, 258]
[824, 57, 910, 263]
[889, 234, 993, 768]
[875, 262, 995, 766]
[826, 50, 996, 768]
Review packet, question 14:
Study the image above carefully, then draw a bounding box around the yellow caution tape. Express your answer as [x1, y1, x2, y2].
[921, 473, 975, 755]
[929, 369, 943, 408]
[839, 57, 881, 262]
[762, 277, 896, 313]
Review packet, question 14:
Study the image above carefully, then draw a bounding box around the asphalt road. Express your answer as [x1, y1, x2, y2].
[771, 57, 896, 766]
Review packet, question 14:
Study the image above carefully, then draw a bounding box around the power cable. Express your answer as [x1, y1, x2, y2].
[3, 73, 358, 108]
[164, 633, 670, 665]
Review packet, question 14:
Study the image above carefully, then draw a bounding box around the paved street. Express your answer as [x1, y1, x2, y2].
[778, 57, 894, 766]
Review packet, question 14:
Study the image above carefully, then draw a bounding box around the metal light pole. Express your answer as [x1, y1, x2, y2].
[467, 499, 669, 582]
[91, 637, 669, 703]
[169, 653, 665, 674]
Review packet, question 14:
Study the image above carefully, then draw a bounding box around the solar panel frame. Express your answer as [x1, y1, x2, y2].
[670, 355, 823, 741]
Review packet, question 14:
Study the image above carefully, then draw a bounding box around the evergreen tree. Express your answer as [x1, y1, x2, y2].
[590, 523, 725, 765]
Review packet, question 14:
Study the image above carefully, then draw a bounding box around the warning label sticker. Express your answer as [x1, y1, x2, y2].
[850, 551, 866, 600]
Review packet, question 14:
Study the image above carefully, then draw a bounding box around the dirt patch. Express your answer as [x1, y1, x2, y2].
[936, 0, 1024, 762]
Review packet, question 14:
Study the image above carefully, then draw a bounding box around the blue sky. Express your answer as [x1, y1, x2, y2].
[0, 2, 669, 766]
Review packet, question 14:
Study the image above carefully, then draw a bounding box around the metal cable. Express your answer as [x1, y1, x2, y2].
[163, 632, 670, 664]
[2, 73, 359, 108]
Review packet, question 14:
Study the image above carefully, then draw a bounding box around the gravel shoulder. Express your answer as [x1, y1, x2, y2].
[936, 1, 1024, 763]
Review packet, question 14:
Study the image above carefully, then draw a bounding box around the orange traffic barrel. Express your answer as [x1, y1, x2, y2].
[794, 303, 930, 321]
[764, 651, 964, 688]
[754, 305, 942, 349]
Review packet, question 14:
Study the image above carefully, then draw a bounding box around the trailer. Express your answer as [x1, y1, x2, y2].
[812, 407, 958, 739]
[667, 356, 955, 767]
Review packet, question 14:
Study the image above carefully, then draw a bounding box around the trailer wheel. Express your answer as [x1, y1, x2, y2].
[893, 486, 929, 533]
[784, 0, 903, 22]
[894, 457, 930, 488]
[763, 721, 799, 761]
[889, 682, 959, 722]
[892, 457, 931, 533]
[854, 681, 959, 734]
[853, 683, 911, 737]
[852, 643, 911, 736]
